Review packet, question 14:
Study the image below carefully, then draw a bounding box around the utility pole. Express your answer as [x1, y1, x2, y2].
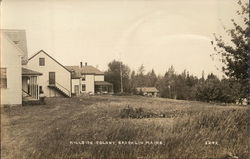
[168, 85, 171, 98]
[119, 52, 123, 93]
[120, 61, 123, 93]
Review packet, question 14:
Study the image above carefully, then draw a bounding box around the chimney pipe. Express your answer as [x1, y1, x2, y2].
[80, 62, 82, 68]
[85, 62, 87, 66]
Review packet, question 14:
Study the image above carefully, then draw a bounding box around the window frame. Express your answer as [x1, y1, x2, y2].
[82, 84, 86, 91]
[0, 68, 7, 88]
[39, 58, 45, 66]
[81, 74, 86, 81]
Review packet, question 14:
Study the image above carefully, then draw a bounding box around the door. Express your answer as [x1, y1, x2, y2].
[74, 85, 79, 96]
[49, 72, 55, 85]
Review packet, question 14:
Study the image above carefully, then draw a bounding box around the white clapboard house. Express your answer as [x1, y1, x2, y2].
[27, 50, 72, 98]
[1, 29, 42, 106]
[66, 63, 113, 96]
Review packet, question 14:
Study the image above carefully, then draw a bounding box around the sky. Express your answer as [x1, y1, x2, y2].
[1, 0, 245, 78]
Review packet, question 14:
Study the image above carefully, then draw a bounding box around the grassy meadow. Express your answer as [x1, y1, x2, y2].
[1, 96, 249, 159]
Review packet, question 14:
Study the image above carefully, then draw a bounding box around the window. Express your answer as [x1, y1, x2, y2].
[39, 58, 45, 66]
[82, 84, 86, 91]
[39, 86, 43, 93]
[82, 75, 86, 81]
[0, 68, 7, 88]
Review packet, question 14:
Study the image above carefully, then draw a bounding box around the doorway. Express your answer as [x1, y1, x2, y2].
[49, 72, 55, 85]
[74, 85, 79, 96]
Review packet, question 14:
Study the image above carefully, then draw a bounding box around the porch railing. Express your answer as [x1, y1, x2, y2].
[22, 89, 31, 96]
[48, 81, 71, 97]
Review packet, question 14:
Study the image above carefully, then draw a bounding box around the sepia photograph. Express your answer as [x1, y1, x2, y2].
[0, 0, 249, 158]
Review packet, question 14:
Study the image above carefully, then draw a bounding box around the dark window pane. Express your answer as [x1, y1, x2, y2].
[82, 84, 86, 91]
[39, 58, 45, 66]
[0, 68, 7, 88]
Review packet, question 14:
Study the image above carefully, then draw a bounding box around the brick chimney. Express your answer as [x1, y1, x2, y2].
[85, 62, 87, 66]
[80, 62, 83, 68]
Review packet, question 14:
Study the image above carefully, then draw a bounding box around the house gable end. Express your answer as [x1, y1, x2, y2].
[28, 50, 71, 73]
[1, 29, 28, 65]
[1, 32, 23, 57]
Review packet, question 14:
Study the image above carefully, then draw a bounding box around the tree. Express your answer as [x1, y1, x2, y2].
[175, 73, 189, 100]
[219, 79, 239, 103]
[105, 60, 130, 93]
[211, 0, 249, 101]
[147, 69, 158, 87]
[195, 73, 222, 102]
[138, 64, 145, 76]
[129, 70, 137, 93]
[195, 73, 242, 103]
[136, 64, 147, 87]
[158, 65, 177, 98]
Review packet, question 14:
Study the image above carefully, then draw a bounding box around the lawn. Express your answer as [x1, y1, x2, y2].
[1, 96, 249, 159]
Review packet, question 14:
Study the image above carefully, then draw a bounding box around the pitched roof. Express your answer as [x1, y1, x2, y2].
[136, 87, 159, 93]
[29, 50, 71, 73]
[22, 67, 43, 76]
[65, 65, 104, 78]
[1, 29, 28, 65]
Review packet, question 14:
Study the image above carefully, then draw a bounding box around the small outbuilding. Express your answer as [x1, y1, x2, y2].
[136, 87, 159, 97]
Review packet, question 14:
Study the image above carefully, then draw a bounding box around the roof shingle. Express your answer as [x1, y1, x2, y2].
[65, 65, 104, 78]
[136, 87, 159, 93]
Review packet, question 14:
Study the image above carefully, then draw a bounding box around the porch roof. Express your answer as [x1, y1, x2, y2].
[22, 67, 43, 76]
[95, 81, 113, 86]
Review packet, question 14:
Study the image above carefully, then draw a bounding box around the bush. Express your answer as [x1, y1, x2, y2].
[195, 75, 242, 103]
[120, 106, 156, 118]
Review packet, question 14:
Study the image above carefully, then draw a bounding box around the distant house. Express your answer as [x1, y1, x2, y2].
[1, 30, 42, 106]
[136, 87, 159, 97]
[66, 63, 113, 96]
[27, 50, 71, 98]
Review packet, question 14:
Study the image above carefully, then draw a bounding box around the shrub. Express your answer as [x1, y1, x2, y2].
[119, 106, 156, 118]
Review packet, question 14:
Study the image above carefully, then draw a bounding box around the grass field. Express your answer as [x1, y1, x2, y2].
[1, 96, 249, 159]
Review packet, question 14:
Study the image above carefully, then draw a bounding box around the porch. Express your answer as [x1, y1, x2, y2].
[22, 68, 42, 102]
[94, 81, 113, 94]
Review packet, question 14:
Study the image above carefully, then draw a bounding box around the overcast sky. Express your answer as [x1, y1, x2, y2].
[1, 0, 245, 77]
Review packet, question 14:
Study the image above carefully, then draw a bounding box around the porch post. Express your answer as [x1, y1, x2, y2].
[34, 77, 36, 99]
[30, 77, 33, 98]
[32, 77, 35, 99]
[32, 76, 35, 99]
[35, 77, 37, 100]
[33, 77, 35, 99]
[28, 77, 30, 95]
[37, 76, 40, 100]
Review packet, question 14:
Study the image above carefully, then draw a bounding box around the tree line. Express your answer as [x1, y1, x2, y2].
[104, 61, 245, 104]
